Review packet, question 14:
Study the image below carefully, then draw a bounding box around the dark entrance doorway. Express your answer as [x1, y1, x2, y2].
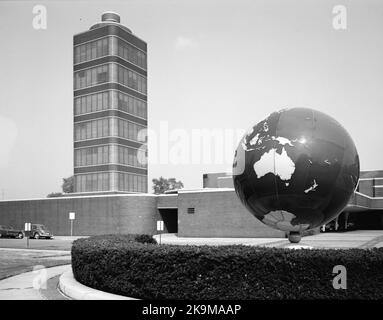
[352, 211, 383, 230]
[158, 208, 178, 233]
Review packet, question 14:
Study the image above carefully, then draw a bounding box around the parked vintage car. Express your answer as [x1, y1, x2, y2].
[30, 224, 54, 239]
[0, 225, 24, 239]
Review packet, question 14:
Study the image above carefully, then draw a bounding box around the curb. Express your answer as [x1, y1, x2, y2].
[59, 270, 137, 300]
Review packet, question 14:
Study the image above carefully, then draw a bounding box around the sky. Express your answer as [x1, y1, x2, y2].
[0, 0, 382, 199]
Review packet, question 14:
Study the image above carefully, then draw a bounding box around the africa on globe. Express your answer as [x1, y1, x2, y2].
[232, 108, 359, 243]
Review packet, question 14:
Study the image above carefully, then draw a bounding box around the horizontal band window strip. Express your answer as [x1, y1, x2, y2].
[74, 163, 147, 170]
[74, 34, 147, 56]
[74, 143, 147, 151]
[74, 170, 147, 178]
[74, 165, 147, 175]
[74, 83, 147, 100]
[74, 55, 147, 76]
[74, 109, 147, 122]
[74, 88, 147, 103]
[74, 138, 144, 149]
[74, 110, 147, 125]
[73, 115, 146, 128]
[73, 59, 147, 78]
[75, 136, 145, 144]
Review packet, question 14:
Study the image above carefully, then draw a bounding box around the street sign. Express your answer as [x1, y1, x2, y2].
[157, 220, 164, 231]
[24, 223, 31, 231]
[69, 212, 75, 220]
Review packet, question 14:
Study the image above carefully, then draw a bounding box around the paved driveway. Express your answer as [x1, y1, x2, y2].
[0, 264, 71, 300]
[0, 248, 71, 280]
[0, 236, 86, 251]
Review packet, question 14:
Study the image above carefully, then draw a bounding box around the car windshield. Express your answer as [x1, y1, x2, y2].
[38, 226, 48, 231]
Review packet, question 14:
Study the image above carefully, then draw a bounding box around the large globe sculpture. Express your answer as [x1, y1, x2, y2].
[233, 108, 359, 243]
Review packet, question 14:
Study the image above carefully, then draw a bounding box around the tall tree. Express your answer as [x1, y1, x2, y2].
[152, 177, 184, 194]
[62, 176, 74, 193]
[47, 175, 74, 197]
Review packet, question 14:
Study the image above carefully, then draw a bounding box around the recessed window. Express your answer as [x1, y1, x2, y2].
[187, 208, 195, 214]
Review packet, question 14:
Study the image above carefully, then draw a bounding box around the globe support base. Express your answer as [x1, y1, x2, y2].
[288, 231, 301, 243]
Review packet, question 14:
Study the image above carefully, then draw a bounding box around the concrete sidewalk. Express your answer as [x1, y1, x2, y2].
[59, 269, 135, 300]
[154, 230, 383, 249]
[153, 234, 287, 246]
[0, 264, 71, 300]
[53, 236, 88, 241]
[289, 230, 383, 249]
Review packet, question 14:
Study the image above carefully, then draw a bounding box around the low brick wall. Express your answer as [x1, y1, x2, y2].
[0, 194, 158, 236]
[177, 190, 285, 238]
[0, 190, 299, 238]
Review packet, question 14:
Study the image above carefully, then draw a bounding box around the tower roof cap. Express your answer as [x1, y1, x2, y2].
[101, 11, 120, 23]
[89, 12, 132, 33]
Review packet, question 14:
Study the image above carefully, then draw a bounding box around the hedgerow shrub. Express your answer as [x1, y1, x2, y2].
[134, 234, 157, 244]
[79, 234, 157, 244]
[71, 235, 383, 299]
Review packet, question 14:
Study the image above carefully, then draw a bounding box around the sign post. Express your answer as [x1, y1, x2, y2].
[69, 212, 75, 236]
[156, 220, 164, 245]
[24, 223, 31, 248]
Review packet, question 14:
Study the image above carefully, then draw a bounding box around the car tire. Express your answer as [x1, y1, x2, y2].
[34, 233, 40, 239]
[17, 233, 24, 239]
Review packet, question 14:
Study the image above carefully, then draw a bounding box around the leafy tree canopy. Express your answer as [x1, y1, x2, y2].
[47, 175, 74, 197]
[152, 177, 184, 194]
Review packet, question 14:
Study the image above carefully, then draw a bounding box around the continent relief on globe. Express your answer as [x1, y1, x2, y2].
[233, 108, 359, 232]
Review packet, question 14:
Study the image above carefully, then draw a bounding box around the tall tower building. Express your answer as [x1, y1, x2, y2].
[73, 12, 148, 193]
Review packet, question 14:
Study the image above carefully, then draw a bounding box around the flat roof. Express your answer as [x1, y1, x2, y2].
[0, 192, 157, 203]
[0, 188, 237, 203]
[178, 188, 235, 194]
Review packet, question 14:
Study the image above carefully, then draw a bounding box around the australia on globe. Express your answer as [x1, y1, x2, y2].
[233, 107, 360, 243]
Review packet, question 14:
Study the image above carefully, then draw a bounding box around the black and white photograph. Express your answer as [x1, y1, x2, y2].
[0, 0, 382, 315]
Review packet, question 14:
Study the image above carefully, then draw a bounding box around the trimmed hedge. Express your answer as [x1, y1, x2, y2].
[72, 235, 383, 299]
[77, 234, 157, 245]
